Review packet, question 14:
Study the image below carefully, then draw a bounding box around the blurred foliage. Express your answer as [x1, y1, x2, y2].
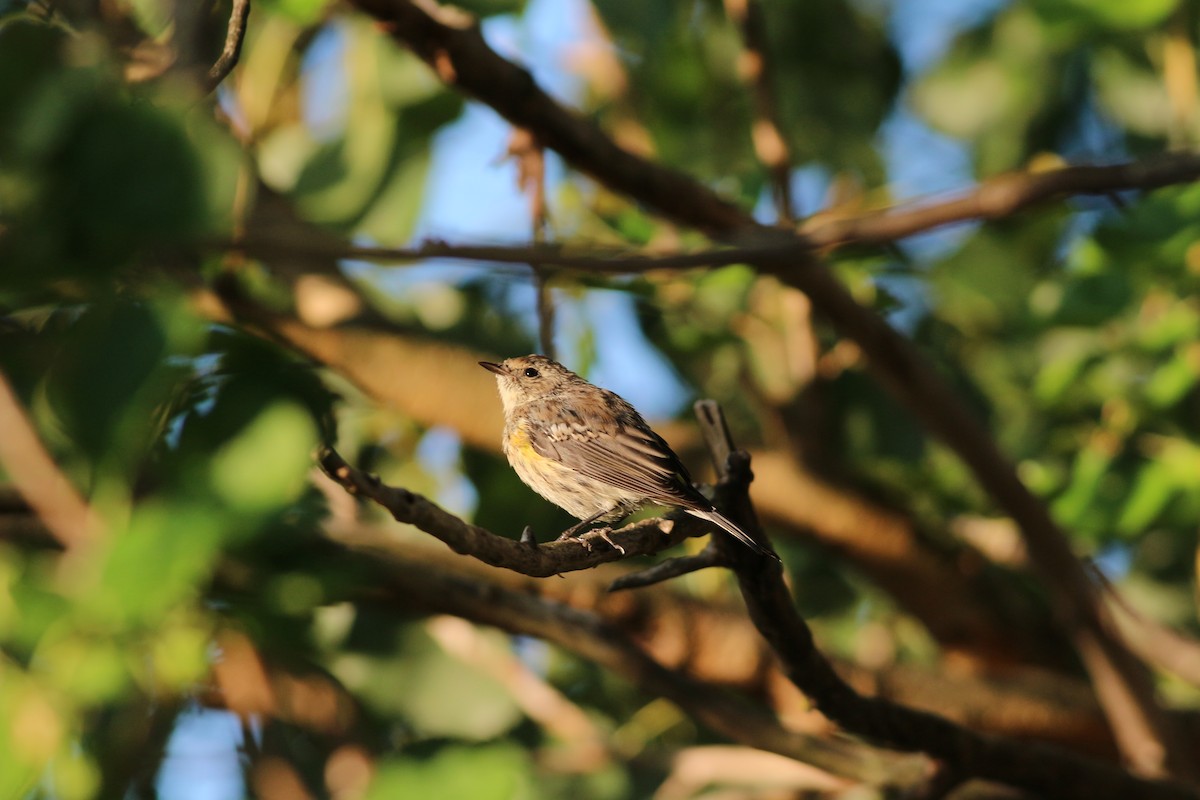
[1, 0, 1200, 797]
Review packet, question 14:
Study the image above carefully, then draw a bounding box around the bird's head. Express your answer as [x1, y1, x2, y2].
[479, 354, 581, 411]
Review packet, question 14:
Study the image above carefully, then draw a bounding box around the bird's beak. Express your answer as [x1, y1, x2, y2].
[479, 361, 506, 376]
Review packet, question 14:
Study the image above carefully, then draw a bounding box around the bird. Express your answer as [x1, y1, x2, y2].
[479, 354, 776, 558]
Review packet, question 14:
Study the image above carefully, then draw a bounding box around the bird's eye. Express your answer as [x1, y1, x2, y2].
[523, 367, 540, 378]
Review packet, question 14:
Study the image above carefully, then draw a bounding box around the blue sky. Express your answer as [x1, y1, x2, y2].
[159, 1, 1008, 796]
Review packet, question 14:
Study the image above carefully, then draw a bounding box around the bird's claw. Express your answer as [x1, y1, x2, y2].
[554, 525, 625, 555]
[595, 528, 625, 555]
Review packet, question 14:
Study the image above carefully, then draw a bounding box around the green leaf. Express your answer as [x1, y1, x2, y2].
[1034, 0, 1178, 31]
[1051, 442, 1115, 528]
[258, 0, 331, 26]
[211, 402, 318, 512]
[45, 301, 167, 462]
[93, 501, 226, 625]
[1118, 461, 1175, 535]
[367, 743, 536, 800]
[1144, 350, 1199, 408]
[338, 624, 522, 741]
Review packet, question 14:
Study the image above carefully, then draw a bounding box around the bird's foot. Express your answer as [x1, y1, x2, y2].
[555, 525, 588, 543]
[591, 527, 626, 555]
[555, 524, 625, 555]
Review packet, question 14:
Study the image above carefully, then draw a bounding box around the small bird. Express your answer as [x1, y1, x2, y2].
[480, 354, 776, 558]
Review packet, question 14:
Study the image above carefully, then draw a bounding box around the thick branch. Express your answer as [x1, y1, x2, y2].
[318, 446, 704, 576]
[692, 407, 1200, 800]
[734, 557, 1197, 800]
[334, 533, 926, 788]
[192, 293, 1072, 669]
[339, 0, 1187, 774]
[320, 465, 1198, 800]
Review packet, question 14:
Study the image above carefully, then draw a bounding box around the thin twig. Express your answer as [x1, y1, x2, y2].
[607, 545, 724, 592]
[507, 129, 557, 358]
[533, 267, 555, 359]
[318, 446, 700, 575]
[333, 0, 1195, 773]
[220, 235, 799, 273]
[724, 0, 794, 221]
[800, 155, 1200, 249]
[198, 291, 1073, 667]
[690, 402, 1200, 800]
[331, 531, 925, 788]
[205, 0, 252, 93]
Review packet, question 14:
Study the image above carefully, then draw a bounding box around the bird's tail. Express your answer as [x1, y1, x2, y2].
[686, 508, 779, 560]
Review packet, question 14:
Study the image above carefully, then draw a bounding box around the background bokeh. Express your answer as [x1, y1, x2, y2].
[1, 0, 1199, 797]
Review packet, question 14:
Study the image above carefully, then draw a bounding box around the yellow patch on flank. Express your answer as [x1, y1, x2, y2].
[507, 424, 543, 461]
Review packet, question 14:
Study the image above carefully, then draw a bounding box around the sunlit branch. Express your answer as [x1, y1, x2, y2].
[191, 289, 1079, 669]
[298, 0, 1196, 769]
[205, 0, 252, 93]
[0, 369, 101, 556]
[317, 446, 706, 576]
[800, 153, 1200, 249]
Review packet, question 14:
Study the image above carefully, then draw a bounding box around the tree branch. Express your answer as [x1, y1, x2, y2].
[318, 446, 704, 576]
[723, 0, 794, 221]
[192, 292, 1074, 669]
[330, 529, 928, 789]
[338, 0, 1187, 772]
[608, 544, 724, 592]
[693, 404, 1200, 800]
[205, 0, 252, 93]
[317, 444, 1199, 799]
[0, 369, 101, 556]
[801, 153, 1200, 249]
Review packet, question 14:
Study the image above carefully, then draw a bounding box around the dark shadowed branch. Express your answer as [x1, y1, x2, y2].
[315, 422, 1199, 800]
[691, 403, 1200, 800]
[337, 0, 1188, 774]
[326, 525, 928, 789]
[608, 542, 724, 592]
[318, 446, 705, 575]
[723, 0, 794, 221]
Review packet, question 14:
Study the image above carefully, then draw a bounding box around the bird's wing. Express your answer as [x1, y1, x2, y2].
[527, 398, 708, 511]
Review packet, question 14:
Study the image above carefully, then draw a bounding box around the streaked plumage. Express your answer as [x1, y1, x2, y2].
[480, 355, 775, 557]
